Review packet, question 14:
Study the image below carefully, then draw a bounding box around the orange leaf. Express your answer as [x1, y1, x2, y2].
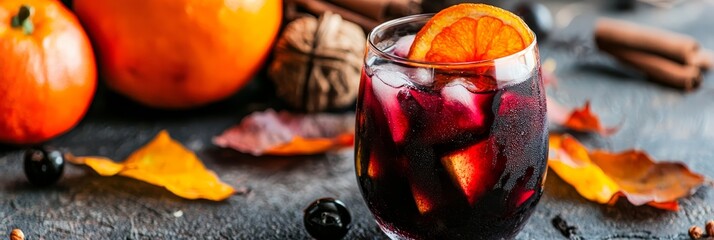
[547, 98, 617, 135]
[213, 109, 354, 156]
[70, 130, 235, 201]
[548, 134, 704, 210]
[263, 134, 354, 156]
[590, 150, 704, 210]
[564, 101, 616, 135]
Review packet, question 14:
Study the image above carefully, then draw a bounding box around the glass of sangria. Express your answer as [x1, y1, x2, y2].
[354, 4, 547, 239]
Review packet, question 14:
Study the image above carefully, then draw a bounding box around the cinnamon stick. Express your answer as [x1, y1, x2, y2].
[289, 0, 380, 31]
[595, 18, 699, 65]
[326, 0, 421, 21]
[599, 44, 702, 90]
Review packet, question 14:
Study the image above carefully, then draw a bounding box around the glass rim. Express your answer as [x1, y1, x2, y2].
[367, 13, 538, 68]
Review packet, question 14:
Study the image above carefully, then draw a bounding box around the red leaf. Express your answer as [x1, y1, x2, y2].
[213, 109, 354, 156]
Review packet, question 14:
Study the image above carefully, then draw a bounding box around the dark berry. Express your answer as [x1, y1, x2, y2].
[303, 198, 351, 240]
[610, 0, 636, 10]
[513, 1, 554, 42]
[24, 146, 65, 186]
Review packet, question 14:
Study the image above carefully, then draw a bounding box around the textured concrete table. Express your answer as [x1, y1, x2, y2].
[1, 0, 714, 239]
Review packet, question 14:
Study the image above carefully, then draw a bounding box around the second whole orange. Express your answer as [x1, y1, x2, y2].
[73, 0, 282, 109]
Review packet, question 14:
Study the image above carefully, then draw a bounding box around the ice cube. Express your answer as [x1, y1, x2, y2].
[408, 88, 440, 112]
[442, 79, 477, 110]
[372, 67, 412, 144]
[374, 63, 433, 87]
[374, 66, 412, 88]
[442, 81, 494, 131]
[393, 35, 415, 58]
[407, 68, 433, 87]
[397, 81, 494, 146]
[441, 138, 496, 205]
[497, 92, 515, 116]
[497, 91, 542, 119]
[494, 47, 537, 87]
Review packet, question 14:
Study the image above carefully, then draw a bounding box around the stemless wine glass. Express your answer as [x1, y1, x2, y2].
[354, 13, 547, 239]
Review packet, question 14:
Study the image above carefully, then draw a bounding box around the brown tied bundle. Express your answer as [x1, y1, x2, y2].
[595, 18, 712, 90]
[286, 0, 422, 31]
[268, 12, 365, 112]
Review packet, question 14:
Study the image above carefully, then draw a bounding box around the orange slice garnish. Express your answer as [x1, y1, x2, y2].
[408, 3, 534, 63]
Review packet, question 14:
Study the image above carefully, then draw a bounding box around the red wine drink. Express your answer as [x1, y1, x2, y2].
[355, 10, 547, 239]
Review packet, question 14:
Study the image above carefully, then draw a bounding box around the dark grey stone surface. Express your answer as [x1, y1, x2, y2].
[1, 0, 713, 239]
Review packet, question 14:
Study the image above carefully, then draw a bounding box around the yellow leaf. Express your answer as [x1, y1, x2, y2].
[73, 130, 235, 201]
[82, 157, 123, 176]
[548, 134, 620, 204]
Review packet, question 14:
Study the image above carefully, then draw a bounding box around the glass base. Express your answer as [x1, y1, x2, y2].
[378, 221, 414, 240]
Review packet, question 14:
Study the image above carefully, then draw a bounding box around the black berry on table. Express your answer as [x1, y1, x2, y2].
[303, 198, 352, 240]
[23, 146, 65, 186]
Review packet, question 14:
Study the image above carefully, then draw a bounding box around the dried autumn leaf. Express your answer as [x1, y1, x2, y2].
[548, 134, 705, 210]
[547, 98, 617, 135]
[591, 150, 705, 209]
[69, 130, 235, 201]
[213, 109, 354, 156]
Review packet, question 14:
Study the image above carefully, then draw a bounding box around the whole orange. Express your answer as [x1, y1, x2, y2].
[0, 0, 97, 145]
[73, 0, 282, 109]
